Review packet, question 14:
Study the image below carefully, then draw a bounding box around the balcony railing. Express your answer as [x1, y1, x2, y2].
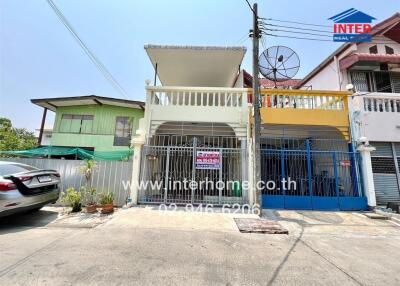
[363, 96, 400, 113]
[147, 86, 247, 108]
[259, 89, 350, 111]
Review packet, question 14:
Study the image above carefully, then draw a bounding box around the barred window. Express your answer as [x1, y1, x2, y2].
[114, 117, 132, 146]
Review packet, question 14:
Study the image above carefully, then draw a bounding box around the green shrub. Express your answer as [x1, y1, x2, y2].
[81, 186, 97, 206]
[61, 187, 82, 212]
[99, 192, 114, 205]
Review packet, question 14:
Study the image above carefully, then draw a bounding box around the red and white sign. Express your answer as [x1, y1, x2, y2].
[340, 160, 351, 167]
[196, 151, 221, 170]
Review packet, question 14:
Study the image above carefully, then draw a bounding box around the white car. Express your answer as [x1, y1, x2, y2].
[0, 161, 60, 218]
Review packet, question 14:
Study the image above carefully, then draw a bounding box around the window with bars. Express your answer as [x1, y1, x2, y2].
[350, 71, 400, 93]
[114, 117, 132, 146]
[59, 114, 94, 134]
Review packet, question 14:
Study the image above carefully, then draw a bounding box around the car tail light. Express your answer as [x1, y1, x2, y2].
[0, 182, 16, 191]
[17, 176, 33, 182]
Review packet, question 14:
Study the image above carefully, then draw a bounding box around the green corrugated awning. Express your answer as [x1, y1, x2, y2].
[0, 146, 133, 161]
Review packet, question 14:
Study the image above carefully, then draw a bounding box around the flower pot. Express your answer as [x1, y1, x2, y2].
[101, 203, 114, 214]
[71, 203, 82, 213]
[86, 204, 97, 213]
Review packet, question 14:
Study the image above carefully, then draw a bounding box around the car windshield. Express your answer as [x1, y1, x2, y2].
[0, 163, 38, 176]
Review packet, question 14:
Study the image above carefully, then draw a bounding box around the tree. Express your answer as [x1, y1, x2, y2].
[0, 117, 37, 151]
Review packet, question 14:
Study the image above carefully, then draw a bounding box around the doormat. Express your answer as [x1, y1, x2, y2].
[234, 218, 288, 234]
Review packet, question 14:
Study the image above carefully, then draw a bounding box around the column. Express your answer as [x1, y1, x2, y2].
[130, 136, 145, 205]
[357, 144, 376, 208]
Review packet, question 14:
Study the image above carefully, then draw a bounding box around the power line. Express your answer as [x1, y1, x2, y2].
[262, 32, 398, 44]
[261, 27, 332, 38]
[260, 17, 331, 28]
[45, 0, 129, 99]
[260, 22, 333, 34]
[244, 0, 256, 15]
[262, 32, 333, 42]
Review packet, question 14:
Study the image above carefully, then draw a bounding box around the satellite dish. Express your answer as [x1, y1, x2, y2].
[259, 46, 300, 88]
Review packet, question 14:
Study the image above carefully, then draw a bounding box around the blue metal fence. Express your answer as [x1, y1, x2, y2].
[261, 139, 367, 210]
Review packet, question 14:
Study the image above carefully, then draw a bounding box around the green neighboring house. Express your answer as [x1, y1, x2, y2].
[31, 95, 145, 152]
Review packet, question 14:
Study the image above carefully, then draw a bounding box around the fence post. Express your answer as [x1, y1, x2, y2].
[306, 140, 313, 196]
[130, 136, 145, 205]
[191, 138, 197, 203]
[333, 152, 340, 198]
[280, 149, 285, 195]
[219, 148, 223, 204]
[164, 146, 170, 204]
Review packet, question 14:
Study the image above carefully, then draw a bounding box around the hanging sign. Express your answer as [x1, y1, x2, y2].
[340, 160, 351, 167]
[196, 151, 221, 170]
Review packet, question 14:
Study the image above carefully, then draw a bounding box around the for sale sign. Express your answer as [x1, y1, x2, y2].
[196, 151, 221, 170]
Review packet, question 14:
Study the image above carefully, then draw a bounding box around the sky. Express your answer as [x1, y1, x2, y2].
[0, 0, 399, 132]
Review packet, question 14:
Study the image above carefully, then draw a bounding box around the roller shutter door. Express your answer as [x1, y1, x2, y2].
[371, 142, 400, 205]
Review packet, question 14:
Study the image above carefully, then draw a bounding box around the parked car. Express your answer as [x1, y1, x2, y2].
[0, 161, 60, 218]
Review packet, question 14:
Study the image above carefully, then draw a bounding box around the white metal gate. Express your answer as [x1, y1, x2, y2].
[138, 138, 245, 205]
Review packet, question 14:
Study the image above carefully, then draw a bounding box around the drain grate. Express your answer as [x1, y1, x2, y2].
[234, 218, 288, 234]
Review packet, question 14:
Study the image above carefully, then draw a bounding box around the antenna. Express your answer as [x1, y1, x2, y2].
[259, 45, 300, 88]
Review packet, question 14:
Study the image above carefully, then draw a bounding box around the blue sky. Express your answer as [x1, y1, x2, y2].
[0, 0, 398, 131]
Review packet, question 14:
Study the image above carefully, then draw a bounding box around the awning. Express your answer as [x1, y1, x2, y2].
[31, 95, 145, 112]
[0, 147, 133, 161]
[145, 45, 246, 87]
[339, 53, 400, 70]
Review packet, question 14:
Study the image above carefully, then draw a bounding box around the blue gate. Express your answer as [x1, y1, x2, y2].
[261, 139, 367, 211]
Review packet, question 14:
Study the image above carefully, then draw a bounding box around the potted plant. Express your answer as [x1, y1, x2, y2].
[99, 192, 114, 214]
[61, 187, 82, 212]
[78, 160, 98, 213]
[81, 186, 97, 213]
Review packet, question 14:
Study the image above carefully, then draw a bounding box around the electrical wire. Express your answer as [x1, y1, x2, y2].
[46, 0, 129, 99]
[262, 32, 333, 42]
[260, 22, 333, 34]
[261, 27, 332, 38]
[260, 17, 331, 28]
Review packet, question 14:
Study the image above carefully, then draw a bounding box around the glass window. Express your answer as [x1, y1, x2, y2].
[59, 114, 93, 134]
[114, 117, 132, 146]
[369, 45, 378, 54]
[385, 45, 394, 55]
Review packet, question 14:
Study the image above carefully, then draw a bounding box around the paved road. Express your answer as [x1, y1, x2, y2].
[0, 207, 399, 286]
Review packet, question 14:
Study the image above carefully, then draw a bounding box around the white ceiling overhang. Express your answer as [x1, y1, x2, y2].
[145, 45, 246, 87]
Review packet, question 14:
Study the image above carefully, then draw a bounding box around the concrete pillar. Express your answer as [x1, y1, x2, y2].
[357, 144, 376, 208]
[130, 136, 145, 205]
[247, 137, 255, 206]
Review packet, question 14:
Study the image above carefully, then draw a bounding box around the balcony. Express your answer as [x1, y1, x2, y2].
[259, 89, 351, 138]
[355, 93, 400, 142]
[145, 86, 249, 138]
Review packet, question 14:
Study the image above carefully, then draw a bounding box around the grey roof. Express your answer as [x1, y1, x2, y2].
[31, 95, 145, 112]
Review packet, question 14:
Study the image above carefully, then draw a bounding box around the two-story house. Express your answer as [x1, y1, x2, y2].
[31, 95, 145, 154]
[297, 13, 400, 207]
[130, 44, 367, 211]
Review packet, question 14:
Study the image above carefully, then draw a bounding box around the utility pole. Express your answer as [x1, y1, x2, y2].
[251, 3, 262, 209]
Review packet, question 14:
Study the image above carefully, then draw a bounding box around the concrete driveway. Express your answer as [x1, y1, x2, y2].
[0, 206, 399, 286]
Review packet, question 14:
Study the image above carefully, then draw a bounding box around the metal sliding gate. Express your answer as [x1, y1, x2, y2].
[261, 139, 367, 210]
[138, 142, 245, 205]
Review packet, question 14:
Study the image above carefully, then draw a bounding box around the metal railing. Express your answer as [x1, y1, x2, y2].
[259, 89, 350, 110]
[139, 144, 245, 205]
[147, 86, 247, 108]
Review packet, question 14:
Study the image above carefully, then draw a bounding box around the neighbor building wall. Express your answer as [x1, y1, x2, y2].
[51, 105, 144, 151]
